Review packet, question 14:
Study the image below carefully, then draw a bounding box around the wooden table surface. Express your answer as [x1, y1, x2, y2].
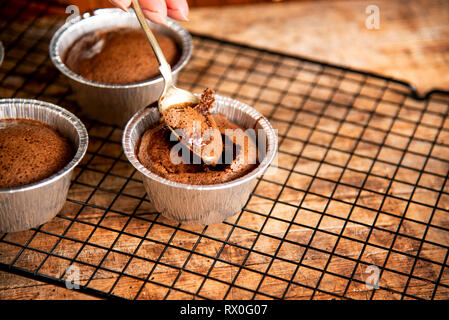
[185, 0, 449, 97]
[0, 0, 448, 300]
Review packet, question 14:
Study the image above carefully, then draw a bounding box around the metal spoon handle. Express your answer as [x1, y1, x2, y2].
[131, 0, 173, 87]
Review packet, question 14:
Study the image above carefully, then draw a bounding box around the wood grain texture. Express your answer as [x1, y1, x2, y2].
[0, 271, 99, 300]
[0, 0, 449, 300]
[184, 0, 449, 96]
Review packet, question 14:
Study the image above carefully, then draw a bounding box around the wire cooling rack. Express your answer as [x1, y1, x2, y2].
[1, 0, 449, 300]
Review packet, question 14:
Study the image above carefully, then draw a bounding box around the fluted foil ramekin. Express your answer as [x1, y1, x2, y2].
[49, 8, 193, 127]
[123, 95, 278, 225]
[0, 99, 88, 233]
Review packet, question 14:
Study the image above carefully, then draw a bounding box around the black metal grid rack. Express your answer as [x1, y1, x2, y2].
[1, 0, 449, 300]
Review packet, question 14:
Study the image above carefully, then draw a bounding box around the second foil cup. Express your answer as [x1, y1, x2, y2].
[49, 8, 193, 127]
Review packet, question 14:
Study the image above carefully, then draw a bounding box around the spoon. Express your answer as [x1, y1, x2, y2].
[131, 0, 222, 165]
[131, 0, 198, 111]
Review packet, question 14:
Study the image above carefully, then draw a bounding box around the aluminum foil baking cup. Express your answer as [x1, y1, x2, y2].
[49, 8, 193, 127]
[0, 99, 88, 233]
[123, 95, 278, 225]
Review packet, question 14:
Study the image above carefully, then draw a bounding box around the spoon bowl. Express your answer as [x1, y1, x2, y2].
[159, 84, 199, 112]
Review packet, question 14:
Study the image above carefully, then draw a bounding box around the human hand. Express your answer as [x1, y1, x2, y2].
[109, 0, 189, 25]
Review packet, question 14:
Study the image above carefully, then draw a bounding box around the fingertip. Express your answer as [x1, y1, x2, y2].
[166, 0, 189, 21]
[109, 0, 130, 12]
[142, 9, 168, 26]
[167, 8, 189, 21]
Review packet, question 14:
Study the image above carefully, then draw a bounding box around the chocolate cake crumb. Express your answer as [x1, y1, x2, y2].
[195, 88, 215, 114]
